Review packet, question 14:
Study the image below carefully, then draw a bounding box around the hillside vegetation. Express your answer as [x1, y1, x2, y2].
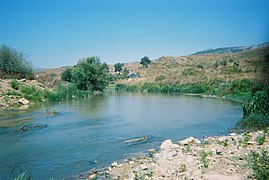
[118, 46, 269, 85]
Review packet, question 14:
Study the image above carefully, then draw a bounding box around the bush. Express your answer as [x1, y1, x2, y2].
[182, 68, 195, 76]
[0, 44, 33, 79]
[236, 91, 269, 131]
[243, 91, 269, 117]
[220, 60, 227, 66]
[10, 79, 20, 90]
[196, 64, 204, 69]
[71, 57, 109, 91]
[249, 150, 269, 179]
[61, 68, 73, 82]
[155, 75, 166, 81]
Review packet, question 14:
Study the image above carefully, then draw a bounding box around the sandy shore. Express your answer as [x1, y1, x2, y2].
[86, 129, 269, 180]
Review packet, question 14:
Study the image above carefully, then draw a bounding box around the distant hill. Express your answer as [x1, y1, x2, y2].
[192, 42, 269, 55]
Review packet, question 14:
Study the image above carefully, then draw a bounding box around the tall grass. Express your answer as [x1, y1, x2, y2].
[236, 90, 269, 131]
[19, 83, 92, 103]
[115, 78, 259, 96]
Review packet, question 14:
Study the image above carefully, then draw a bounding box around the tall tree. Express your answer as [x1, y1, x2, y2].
[140, 56, 151, 68]
[114, 63, 124, 73]
[71, 56, 109, 91]
[0, 45, 33, 79]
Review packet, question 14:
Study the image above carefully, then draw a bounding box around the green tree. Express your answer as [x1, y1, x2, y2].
[71, 57, 109, 91]
[140, 56, 151, 68]
[61, 68, 73, 82]
[114, 63, 124, 73]
[0, 44, 33, 79]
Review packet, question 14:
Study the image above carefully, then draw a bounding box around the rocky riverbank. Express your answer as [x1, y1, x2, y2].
[0, 79, 47, 110]
[86, 129, 269, 180]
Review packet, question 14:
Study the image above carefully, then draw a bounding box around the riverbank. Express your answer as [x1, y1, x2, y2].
[86, 129, 269, 180]
[0, 79, 46, 110]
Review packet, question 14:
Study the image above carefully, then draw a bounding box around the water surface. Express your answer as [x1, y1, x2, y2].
[0, 93, 242, 179]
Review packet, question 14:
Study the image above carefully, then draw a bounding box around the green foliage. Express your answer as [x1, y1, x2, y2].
[8, 169, 31, 180]
[10, 79, 20, 90]
[198, 150, 209, 172]
[243, 91, 269, 117]
[255, 134, 266, 146]
[236, 90, 269, 131]
[0, 45, 33, 79]
[114, 63, 124, 73]
[61, 68, 73, 82]
[196, 63, 204, 69]
[220, 60, 227, 66]
[179, 164, 187, 173]
[45, 84, 92, 102]
[182, 68, 195, 76]
[212, 60, 220, 69]
[218, 139, 229, 147]
[71, 57, 109, 91]
[249, 150, 269, 179]
[155, 75, 166, 81]
[140, 56, 151, 68]
[21, 85, 48, 102]
[14, 171, 31, 180]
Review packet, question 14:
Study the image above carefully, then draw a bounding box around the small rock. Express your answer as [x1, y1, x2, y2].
[19, 105, 29, 110]
[87, 173, 97, 180]
[129, 161, 134, 165]
[19, 79, 26, 82]
[160, 139, 173, 150]
[247, 141, 255, 145]
[140, 164, 148, 170]
[111, 162, 118, 167]
[230, 133, 237, 136]
[179, 136, 201, 145]
[18, 98, 29, 105]
[216, 149, 223, 155]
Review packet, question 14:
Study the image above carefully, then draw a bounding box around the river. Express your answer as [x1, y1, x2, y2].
[0, 92, 242, 179]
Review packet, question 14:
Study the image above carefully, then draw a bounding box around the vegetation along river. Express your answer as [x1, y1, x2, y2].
[0, 92, 242, 179]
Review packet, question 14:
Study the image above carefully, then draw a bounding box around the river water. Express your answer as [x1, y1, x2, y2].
[0, 92, 242, 179]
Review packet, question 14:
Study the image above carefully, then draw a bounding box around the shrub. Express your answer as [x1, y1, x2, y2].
[249, 150, 269, 179]
[182, 68, 195, 76]
[10, 79, 20, 90]
[220, 60, 227, 66]
[155, 75, 166, 81]
[212, 60, 220, 68]
[196, 64, 204, 69]
[243, 91, 269, 117]
[61, 68, 73, 82]
[236, 91, 269, 131]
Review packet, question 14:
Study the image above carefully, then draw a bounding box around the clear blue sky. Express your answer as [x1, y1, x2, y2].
[1, 0, 269, 68]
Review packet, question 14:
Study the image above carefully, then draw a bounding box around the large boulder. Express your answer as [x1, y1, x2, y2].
[160, 139, 173, 150]
[179, 136, 201, 145]
[18, 98, 29, 105]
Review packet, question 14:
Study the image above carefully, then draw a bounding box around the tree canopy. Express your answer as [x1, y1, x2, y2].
[61, 68, 73, 82]
[68, 57, 109, 91]
[0, 45, 33, 79]
[114, 63, 124, 73]
[140, 56, 151, 68]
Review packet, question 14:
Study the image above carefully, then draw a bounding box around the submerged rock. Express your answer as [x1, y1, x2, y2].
[18, 125, 48, 132]
[124, 136, 149, 143]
